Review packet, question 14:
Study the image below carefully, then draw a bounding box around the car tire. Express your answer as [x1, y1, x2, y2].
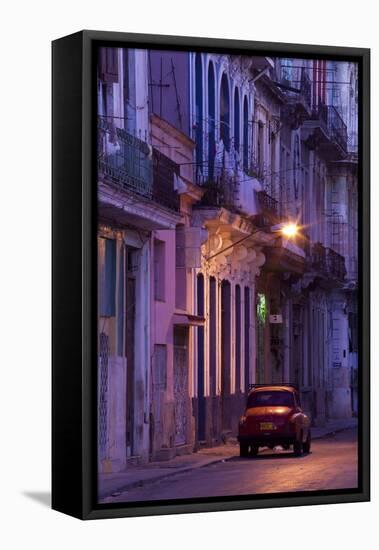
[240, 443, 249, 457]
[303, 431, 311, 454]
[293, 436, 303, 457]
[250, 445, 259, 457]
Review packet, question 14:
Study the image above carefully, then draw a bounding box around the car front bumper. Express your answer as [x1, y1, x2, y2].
[237, 434, 296, 446]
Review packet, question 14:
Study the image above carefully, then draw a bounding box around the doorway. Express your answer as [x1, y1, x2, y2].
[174, 326, 189, 446]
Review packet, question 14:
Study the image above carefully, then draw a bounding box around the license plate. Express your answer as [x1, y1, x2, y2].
[260, 422, 274, 430]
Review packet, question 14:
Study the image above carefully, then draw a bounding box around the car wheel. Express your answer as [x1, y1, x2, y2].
[240, 443, 249, 457]
[303, 431, 311, 454]
[250, 445, 259, 457]
[293, 436, 303, 457]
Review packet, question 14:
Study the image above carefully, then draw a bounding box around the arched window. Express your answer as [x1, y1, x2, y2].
[243, 96, 249, 172]
[195, 54, 203, 176]
[208, 62, 216, 179]
[234, 88, 240, 153]
[220, 73, 230, 151]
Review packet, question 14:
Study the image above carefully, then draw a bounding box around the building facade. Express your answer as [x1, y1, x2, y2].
[97, 47, 358, 473]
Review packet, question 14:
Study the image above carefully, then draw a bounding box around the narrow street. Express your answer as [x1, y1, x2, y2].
[102, 428, 358, 503]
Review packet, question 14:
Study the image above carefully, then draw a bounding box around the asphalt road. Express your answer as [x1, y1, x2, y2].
[105, 428, 358, 503]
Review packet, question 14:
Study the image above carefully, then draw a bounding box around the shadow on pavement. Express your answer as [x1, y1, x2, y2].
[230, 451, 313, 461]
[22, 491, 51, 507]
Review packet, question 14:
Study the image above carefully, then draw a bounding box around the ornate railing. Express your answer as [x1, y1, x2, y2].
[279, 66, 312, 111]
[310, 102, 347, 152]
[197, 174, 236, 210]
[326, 247, 346, 280]
[257, 190, 279, 216]
[327, 106, 348, 152]
[311, 99, 329, 134]
[311, 242, 328, 273]
[98, 117, 179, 211]
[152, 148, 180, 211]
[310, 243, 346, 280]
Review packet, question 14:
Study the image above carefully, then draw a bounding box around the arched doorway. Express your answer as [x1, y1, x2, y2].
[220, 73, 230, 151]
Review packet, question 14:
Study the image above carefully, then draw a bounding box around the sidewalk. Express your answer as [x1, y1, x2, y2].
[98, 417, 358, 501]
[311, 417, 358, 439]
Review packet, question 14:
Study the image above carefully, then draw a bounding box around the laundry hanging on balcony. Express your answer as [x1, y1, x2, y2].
[234, 169, 262, 217]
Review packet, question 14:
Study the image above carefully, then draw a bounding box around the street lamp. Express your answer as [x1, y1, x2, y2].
[270, 222, 299, 238]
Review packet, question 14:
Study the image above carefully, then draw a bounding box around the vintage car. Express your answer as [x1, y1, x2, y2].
[237, 384, 311, 457]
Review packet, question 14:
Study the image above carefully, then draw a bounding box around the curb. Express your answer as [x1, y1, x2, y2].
[312, 423, 357, 440]
[100, 424, 357, 500]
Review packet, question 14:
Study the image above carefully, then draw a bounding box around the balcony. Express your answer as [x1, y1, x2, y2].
[278, 67, 312, 123]
[257, 190, 279, 216]
[98, 117, 179, 212]
[152, 148, 180, 211]
[311, 242, 328, 274]
[308, 243, 346, 283]
[263, 236, 306, 276]
[302, 102, 347, 159]
[326, 247, 346, 280]
[327, 106, 348, 153]
[197, 174, 236, 211]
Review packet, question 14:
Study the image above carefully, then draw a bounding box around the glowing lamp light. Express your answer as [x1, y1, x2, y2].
[281, 223, 298, 238]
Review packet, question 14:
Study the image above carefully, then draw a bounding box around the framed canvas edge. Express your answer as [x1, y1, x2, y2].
[52, 30, 370, 520]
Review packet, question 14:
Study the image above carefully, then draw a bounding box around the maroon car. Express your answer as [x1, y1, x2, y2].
[238, 384, 311, 457]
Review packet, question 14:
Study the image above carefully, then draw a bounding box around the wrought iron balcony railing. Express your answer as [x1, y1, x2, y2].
[98, 117, 179, 212]
[310, 101, 347, 152]
[196, 173, 236, 211]
[326, 247, 346, 280]
[310, 243, 346, 280]
[311, 242, 328, 273]
[152, 148, 180, 211]
[310, 100, 329, 133]
[98, 117, 153, 197]
[257, 190, 279, 217]
[279, 66, 312, 111]
[327, 106, 348, 152]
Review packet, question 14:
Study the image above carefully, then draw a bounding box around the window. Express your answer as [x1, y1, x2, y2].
[175, 228, 186, 310]
[154, 239, 165, 301]
[243, 97, 249, 171]
[209, 277, 217, 395]
[235, 285, 241, 392]
[220, 73, 230, 151]
[208, 62, 216, 179]
[234, 88, 240, 153]
[257, 121, 264, 175]
[123, 49, 129, 130]
[195, 54, 203, 175]
[247, 391, 295, 408]
[244, 287, 250, 390]
[281, 58, 293, 84]
[153, 345, 167, 390]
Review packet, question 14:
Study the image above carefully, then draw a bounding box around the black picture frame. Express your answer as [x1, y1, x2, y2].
[52, 30, 370, 520]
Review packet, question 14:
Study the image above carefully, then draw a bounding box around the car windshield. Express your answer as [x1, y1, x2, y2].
[247, 390, 295, 408]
